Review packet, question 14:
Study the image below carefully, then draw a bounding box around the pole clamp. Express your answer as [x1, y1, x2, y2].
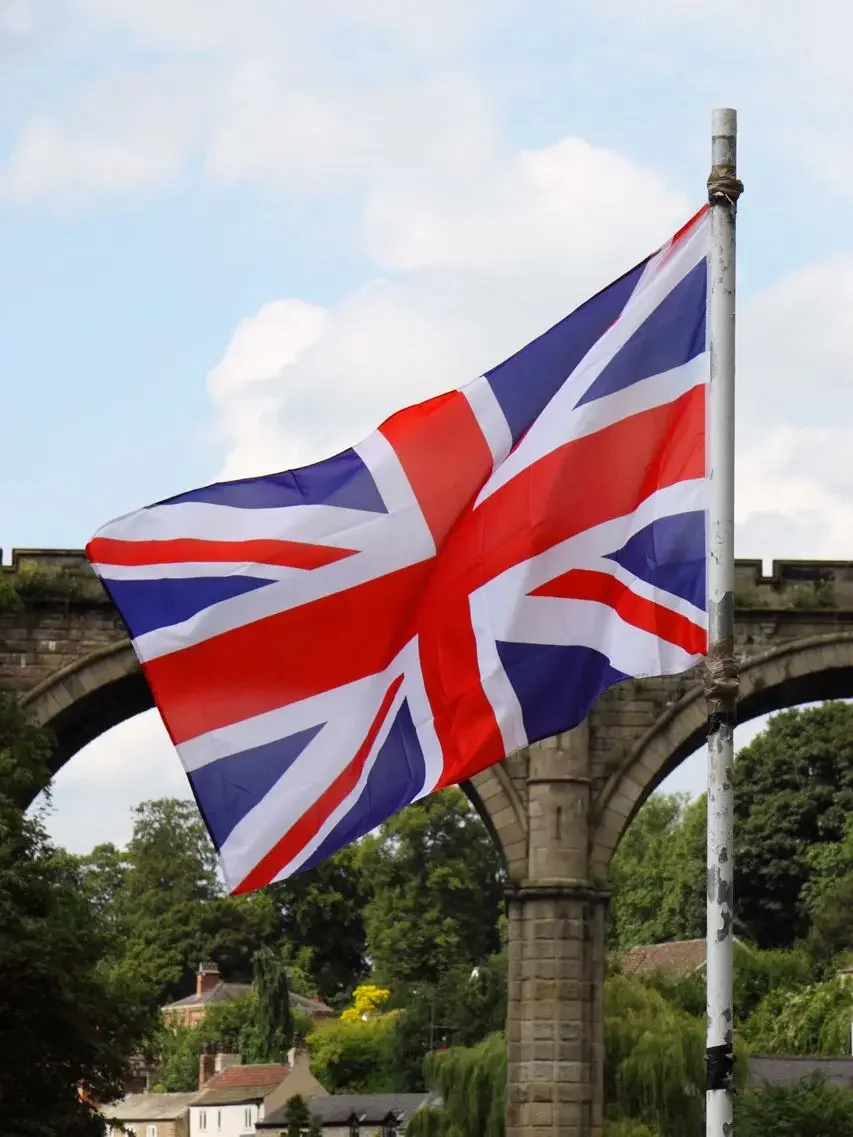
[706, 1043, 735, 1093]
[707, 166, 744, 203]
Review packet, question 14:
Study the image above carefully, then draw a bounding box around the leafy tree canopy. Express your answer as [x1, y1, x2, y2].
[744, 977, 853, 1056]
[359, 787, 505, 986]
[735, 1073, 853, 1137]
[735, 702, 853, 948]
[268, 843, 368, 1000]
[609, 792, 705, 949]
[0, 697, 152, 1136]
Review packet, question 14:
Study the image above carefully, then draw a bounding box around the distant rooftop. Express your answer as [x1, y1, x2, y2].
[749, 1055, 853, 1089]
[261, 1092, 441, 1128]
[162, 962, 333, 1017]
[194, 1062, 291, 1107]
[102, 1092, 200, 1121]
[617, 938, 708, 979]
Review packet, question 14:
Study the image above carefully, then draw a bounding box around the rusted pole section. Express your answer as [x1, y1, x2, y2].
[705, 107, 743, 1137]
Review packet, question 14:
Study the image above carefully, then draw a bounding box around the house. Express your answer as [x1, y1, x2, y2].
[258, 1093, 441, 1136]
[100, 1091, 199, 1137]
[162, 962, 335, 1030]
[190, 1048, 328, 1137]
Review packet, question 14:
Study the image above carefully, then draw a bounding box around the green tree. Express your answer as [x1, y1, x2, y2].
[744, 977, 853, 1055]
[388, 950, 508, 1091]
[734, 702, 853, 948]
[253, 945, 294, 1061]
[359, 787, 505, 986]
[116, 797, 279, 1004]
[640, 941, 813, 1026]
[0, 696, 152, 1136]
[282, 1094, 311, 1137]
[609, 793, 705, 949]
[735, 1072, 853, 1137]
[306, 1014, 397, 1093]
[306, 1116, 323, 1137]
[604, 974, 707, 1137]
[408, 1033, 506, 1137]
[269, 843, 368, 999]
[604, 1124, 661, 1137]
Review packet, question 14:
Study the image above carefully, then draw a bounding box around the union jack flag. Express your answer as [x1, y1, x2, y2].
[87, 207, 709, 895]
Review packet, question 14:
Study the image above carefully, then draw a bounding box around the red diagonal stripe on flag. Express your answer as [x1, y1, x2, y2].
[233, 673, 404, 894]
[145, 383, 704, 747]
[88, 536, 357, 570]
[530, 568, 706, 655]
[417, 383, 705, 787]
[145, 560, 431, 745]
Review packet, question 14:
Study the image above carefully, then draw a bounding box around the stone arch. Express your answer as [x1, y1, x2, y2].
[20, 640, 529, 878]
[591, 630, 853, 876]
[21, 640, 152, 791]
[465, 764, 528, 883]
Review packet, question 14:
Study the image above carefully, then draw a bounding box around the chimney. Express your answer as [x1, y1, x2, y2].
[196, 961, 220, 997]
[199, 1045, 216, 1090]
[214, 1051, 243, 1075]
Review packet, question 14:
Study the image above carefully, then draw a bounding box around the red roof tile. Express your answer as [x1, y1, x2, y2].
[618, 938, 707, 978]
[206, 1064, 289, 1090]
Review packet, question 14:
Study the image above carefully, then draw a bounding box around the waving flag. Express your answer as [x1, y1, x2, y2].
[87, 207, 709, 895]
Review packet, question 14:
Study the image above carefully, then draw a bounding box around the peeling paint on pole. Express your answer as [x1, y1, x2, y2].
[705, 107, 743, 1137]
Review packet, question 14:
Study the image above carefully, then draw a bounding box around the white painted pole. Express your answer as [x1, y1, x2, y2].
[705, 108, 743, 1137]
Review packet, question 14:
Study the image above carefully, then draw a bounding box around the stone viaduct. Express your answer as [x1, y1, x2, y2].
[3, 548, 853, 1135]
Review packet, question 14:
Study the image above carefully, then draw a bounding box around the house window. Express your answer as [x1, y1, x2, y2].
[349, 1116, 360, 1137]
[199, 1110, 207, 1131]
[244, 1106, 253, 1128]
[382, 1117, 398, 1137]
[147, 1127, 158, 1137]
[217, 1109, 222, 1130]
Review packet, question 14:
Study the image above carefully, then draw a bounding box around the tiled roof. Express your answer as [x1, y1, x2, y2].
[617, 938, 708, 979]
[102, 1092, 200, 1121]
[164, 982, 333, 1016]
[194, 1063, 290, 1106]
[749, 1055, 853, 1088]
[262, 1092, 440, 1127]
[165, 980, 252, 1009]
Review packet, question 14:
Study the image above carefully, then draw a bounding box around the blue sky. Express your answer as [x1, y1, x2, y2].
[5, 0, 853, 851]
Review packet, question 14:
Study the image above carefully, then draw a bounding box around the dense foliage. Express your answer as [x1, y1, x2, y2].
[735, 1073, 853, 1137]
[611, 702, 853, 957]
[359, 786, 505, 986]
[609, 792, 705, 948]
[0, 697, 152, 1136]
[735, 702, 853, 948]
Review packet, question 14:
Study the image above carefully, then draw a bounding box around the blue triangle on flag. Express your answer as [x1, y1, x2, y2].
[576, 258, 707, 407]
[495, 641, 628, 744]
[605, 511, 706, 611]
[189, 723, 325, 850]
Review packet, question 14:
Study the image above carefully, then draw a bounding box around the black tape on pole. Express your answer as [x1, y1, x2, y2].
[706, 1043, 735, 1093]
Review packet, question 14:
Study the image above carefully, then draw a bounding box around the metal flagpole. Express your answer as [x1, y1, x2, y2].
[705, 107, 743, 1137]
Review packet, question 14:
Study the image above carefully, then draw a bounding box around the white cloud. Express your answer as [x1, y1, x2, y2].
[202, 134, 690, 480]
[36, 709, 190, 854]
[0, 67, 206, 202]
[74, 0, 510, 59]
[0, 0, 59, 53]
[206, 68, 498, 198]
[207, 298, 329, 480]
[364, 136, 686, 273]
[731, 252, 853, 560]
